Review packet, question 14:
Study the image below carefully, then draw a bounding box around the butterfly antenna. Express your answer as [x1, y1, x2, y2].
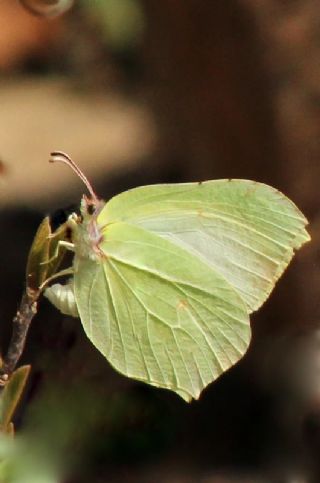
[49, 151, 98, 201]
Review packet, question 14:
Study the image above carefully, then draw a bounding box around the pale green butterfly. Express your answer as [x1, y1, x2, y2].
[44, 152, 310, 401]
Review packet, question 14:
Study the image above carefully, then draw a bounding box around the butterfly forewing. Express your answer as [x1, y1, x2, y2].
[98, 180, 310, 313]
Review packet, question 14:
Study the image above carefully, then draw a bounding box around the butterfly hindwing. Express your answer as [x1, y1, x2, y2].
[74, 222, 250, 401]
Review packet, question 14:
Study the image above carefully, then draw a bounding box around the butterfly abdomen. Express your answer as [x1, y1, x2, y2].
[44, 279, 79, 318]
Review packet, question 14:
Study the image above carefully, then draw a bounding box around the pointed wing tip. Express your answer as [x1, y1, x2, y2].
[176, 387, 203, 402]
[295, 228, 311, 248]
[247, 226, 311, 315]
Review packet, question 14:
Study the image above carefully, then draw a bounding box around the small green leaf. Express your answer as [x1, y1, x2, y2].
[0, 366, 30, 432]
[26, 217, 51, 294]
[26, 217, 67, 296]
[45, 222, 68, 281]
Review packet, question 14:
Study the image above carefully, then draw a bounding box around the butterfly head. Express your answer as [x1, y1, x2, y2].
[80, 195, 105, 219]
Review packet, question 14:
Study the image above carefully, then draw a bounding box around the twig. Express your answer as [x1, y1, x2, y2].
[0, 291, 37, 386]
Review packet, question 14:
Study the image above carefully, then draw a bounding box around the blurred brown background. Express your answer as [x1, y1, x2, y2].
[1, 1, 320, 482]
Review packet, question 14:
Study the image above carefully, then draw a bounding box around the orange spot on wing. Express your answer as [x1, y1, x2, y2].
[177, 299, 188, 310]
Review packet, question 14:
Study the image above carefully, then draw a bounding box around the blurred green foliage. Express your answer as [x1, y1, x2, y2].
[80, 0, 145, 50]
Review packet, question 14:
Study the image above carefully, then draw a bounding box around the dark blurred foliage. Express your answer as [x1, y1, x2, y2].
[1, 0, 320, 481]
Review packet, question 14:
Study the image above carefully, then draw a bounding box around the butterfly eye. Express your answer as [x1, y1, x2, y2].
[87, 204, 96, 216]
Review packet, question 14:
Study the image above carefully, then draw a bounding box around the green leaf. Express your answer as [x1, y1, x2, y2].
[0, 366, 30, 432]
[45, 222, 68, 282]
[26, 217, 67, 296]
[26, 217, 51, 294]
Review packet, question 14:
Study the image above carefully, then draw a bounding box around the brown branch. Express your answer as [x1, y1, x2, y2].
[0, 291, 37, 386]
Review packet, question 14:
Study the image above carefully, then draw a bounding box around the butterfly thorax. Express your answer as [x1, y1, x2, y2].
[70, 196, 106, 262]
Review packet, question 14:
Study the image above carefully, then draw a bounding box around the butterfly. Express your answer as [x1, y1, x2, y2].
[43, 152, 310, 401]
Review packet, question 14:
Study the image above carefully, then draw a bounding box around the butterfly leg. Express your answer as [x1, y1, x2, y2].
[39, 267, 74, 292]
[41, 240, 75, 266]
